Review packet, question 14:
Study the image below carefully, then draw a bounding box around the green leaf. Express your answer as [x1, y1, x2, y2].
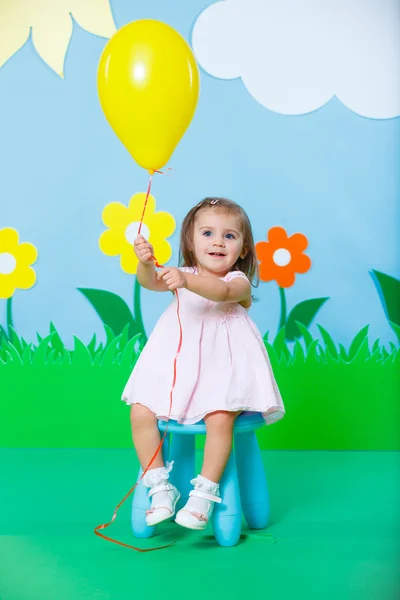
[370, 270, 400, 330]
[317, 324, 339, 360]
[285, 298, 329, 341]
[348, 326, 369, 361]
[77, 288, 138, 339]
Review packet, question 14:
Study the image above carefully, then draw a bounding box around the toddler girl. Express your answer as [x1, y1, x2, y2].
[122, 197, 285, 530]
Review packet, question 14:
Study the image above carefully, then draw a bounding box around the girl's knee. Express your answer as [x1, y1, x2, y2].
[204, 410, 240, 431]
[130, 403, 157, 429]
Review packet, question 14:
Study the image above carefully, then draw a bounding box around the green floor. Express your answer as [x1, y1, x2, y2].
[0, 449, 399, 600]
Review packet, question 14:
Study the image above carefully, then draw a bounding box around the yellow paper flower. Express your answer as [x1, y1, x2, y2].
[0, 0, 116, 78]
[0, 228, 38, 299]
[99, 193, 176, 275]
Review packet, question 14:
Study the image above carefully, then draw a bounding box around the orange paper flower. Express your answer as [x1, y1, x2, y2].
[256, 226, 311, 288]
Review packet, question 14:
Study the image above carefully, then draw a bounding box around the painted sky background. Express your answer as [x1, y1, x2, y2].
[0, 0, 399, 348]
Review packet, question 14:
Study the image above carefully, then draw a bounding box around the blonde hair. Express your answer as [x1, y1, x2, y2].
[179, 197, 259, 287]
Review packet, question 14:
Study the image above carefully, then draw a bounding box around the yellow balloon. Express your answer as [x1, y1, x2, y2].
[97, 20, 200, 172]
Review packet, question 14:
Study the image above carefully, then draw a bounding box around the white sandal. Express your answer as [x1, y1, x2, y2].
[175, 475, 222, 531]
[142, 462, 181, 527]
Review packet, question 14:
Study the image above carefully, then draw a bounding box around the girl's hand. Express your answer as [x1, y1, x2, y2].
[157, 267, 187, 291]
[134, 235, 154, 264]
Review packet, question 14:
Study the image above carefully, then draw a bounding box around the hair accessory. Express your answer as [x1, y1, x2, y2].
[210, 198, 219, 205]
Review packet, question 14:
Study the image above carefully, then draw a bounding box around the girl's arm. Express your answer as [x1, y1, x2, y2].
[157, 267, 250, 304]
[137, 262, 169, 292]
[185, 273, 250, 304]
[134, 234, 169, 292]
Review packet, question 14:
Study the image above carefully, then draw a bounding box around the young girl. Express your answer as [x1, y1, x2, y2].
[122, 197, 285, 531]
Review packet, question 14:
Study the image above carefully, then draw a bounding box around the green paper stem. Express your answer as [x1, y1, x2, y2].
[133, 277, 146, 341]
[6, 297, 13, 337]
[278, 287, 287, 331]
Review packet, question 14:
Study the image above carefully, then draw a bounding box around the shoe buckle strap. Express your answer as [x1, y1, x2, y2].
[189, 489, 222, 504]
[148, 482, 174, 498]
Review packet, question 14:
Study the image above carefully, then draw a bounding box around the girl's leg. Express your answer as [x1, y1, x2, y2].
[130, 403, 180, 527]
[130, 403, 164, 469]
[175, 410, 240, 530]
[201, 410, 241, 482]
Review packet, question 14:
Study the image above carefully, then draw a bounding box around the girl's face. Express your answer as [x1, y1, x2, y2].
[192, 209, 246, 276]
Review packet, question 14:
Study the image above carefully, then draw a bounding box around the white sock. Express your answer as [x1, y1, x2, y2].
[151, 488, 172, 510]
[185, 475, 220, 517]
[143, 462, 175, 510]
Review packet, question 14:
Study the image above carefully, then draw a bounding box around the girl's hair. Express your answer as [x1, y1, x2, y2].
[179, 197, 259, 286]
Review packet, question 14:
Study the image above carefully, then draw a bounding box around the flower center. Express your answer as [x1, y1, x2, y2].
[125, 222, 150, 245]
[0, 252, 17, 275]
[273, 248, 291, 267]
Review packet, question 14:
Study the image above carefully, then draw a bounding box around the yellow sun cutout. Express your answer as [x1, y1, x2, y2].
[0, 0, 116, 78]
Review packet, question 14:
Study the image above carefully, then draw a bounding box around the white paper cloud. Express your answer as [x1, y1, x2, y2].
[192, 0, 400, 119]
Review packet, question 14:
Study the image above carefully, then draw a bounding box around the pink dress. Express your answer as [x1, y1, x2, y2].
[122, 268, 285, 425]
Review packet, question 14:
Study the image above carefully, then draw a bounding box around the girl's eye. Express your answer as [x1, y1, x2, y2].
[202, 231, 212, 237]
[225, 233, 235, 240]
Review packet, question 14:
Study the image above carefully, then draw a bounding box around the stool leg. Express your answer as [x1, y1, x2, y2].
[169, 434, 195, 511]
[234, 431, 270, 529]
[212, 451, 242, 547]
[131, 434, 170, 538]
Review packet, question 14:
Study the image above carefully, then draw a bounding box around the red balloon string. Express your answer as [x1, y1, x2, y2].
[137, 172, 153, 238]
[94, 170, 182, 552]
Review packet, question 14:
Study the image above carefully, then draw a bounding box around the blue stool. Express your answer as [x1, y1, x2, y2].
[131, 413, 270, 547]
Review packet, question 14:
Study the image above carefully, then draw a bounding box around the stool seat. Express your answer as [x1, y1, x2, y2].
[157, 412, 266, 435]
[132, 412, 270, 547]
